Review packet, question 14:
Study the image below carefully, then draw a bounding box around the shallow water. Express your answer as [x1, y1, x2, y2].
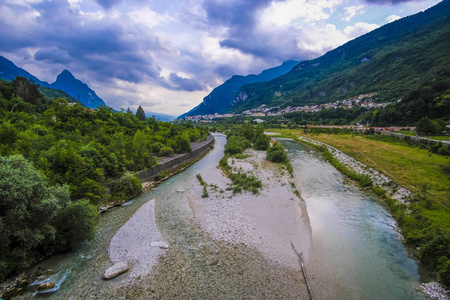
[15, 134, 425, 299]
[279, 138, 424, 300]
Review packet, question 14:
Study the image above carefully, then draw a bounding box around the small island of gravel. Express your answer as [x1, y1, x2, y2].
[187, 147, 313, 270]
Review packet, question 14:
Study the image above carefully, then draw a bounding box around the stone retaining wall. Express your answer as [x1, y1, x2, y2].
[137, 135, 215, 183]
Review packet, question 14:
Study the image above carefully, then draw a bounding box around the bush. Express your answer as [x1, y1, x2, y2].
[437, 256, 450, 286]
[110, 171, 142, 201]
[52, 199, 97, 251]
[224, 135, 251, 155]
[267, 142, 288, 163]
[158, 146, 174, 157]
[174, 134, 191, 153]
[253, 133, 270, 150]
[150, 142, 164, 154]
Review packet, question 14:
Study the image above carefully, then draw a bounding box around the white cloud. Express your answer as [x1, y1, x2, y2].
[343, 22, 380, 40]
[128, 7, 171, 29]
[261, 0, 343, 26]
[342, 5, 365, 22]
[385, 14, 401, 23]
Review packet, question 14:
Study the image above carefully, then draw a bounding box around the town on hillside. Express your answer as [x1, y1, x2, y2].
[182, 93, 392, 122]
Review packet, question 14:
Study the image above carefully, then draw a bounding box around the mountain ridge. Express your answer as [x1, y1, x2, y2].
[230, 0, 450, 113]
[179, 60, 299, 118]
[0, 56, 107, 109]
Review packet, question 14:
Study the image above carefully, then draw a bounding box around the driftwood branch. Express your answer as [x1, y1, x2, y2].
[291, 241, 313, 300]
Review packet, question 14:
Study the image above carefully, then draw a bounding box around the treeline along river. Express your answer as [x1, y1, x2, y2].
[15, 134, 424, 299]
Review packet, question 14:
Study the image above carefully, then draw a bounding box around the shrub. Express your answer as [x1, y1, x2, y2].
[158, 146, 174, 157]
[224, 135, 250, 155]
[267, 142, 288, 163]
[437, 256, 450, 286]
[52, 199, 97, 251]
[253, 133, 270, 150]
[174, 134, 191, 153]
[110, 171, 142, 201]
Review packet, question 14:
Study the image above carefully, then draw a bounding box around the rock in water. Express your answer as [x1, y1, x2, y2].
[151, 241, 169, 249]
[103, 262, 129, 279]
[37, 282, 55, 291]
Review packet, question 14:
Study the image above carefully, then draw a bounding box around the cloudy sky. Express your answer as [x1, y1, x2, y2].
[0, 0, 441, 116]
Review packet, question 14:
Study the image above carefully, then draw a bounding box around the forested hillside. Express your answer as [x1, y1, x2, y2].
[232, 0, 450, 116]
[0, 77, 208, 281]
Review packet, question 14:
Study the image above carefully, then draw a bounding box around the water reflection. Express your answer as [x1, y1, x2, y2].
[279, 139, 424, 300]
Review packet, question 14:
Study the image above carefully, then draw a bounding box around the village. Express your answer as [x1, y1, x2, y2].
[182, 93, 393, 122]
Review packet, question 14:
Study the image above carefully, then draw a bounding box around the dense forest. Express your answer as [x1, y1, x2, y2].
[0, 77, 208, 281]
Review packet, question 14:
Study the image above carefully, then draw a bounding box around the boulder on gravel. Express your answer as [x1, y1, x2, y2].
[103, 262, 129, 279]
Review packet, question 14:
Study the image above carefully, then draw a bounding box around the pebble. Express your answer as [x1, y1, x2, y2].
[421, 282, 449, 300]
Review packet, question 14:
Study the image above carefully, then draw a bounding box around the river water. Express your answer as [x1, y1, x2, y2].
[278, 138, 424, 300]
[16, 134, 424, 299]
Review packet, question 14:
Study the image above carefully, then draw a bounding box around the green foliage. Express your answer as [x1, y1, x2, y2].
[52, 199, 97, 251]
[240, 118, 255, 140]
[437, 256, 450, 286]
[196, 174, 209, 198]
[224, 135, 251, 155]
[253, 133, 270, 150]
[267, 142, 288, 163]
[173, 134, 192, 153]
[158, 146, 174, 157]
[227, 171, 262, 194]
[0, 155, 98, 280]
[109, 171, 142, 202]
[416, 117, 446, 135]
[136, 105, 146, 121]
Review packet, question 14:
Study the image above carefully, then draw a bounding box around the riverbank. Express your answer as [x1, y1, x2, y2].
[99, 136, 215, 212]
[107, 199, 168, 281]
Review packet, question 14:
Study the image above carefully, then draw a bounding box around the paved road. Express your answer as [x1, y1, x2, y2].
[383, 131, 450, 145]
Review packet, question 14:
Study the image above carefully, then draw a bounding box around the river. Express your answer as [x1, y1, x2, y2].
[16, 134, 424, 299]
[279, 138, 423, 299]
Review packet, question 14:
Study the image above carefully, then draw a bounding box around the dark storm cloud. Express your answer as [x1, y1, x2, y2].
[164, 73, 204, 92]
[203, 0, 268, 31]
[0, 0, 167, 85]
[34, 47, 72, 64]
[94, 0, 124, 9]
[202, 0, 316, 62]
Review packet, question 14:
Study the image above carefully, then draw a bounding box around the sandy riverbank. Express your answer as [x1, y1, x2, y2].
[108, 199, 168, 281]
[187, 148, 313, 269]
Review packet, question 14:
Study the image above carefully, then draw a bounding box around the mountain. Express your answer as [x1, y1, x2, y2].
[145, 112, 176, 122]
[179, 60, 299, 118]
[50, 70, 106, 109]
[0, 56, 49, 87]
[231, 0, 450, 113]
[0, 56, 107, 109]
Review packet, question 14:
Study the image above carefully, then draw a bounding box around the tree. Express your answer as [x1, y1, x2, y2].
[267, 142, 288, 163]
[416, 117, 444, 135]
[136, 105, 146, 121]
[0, 155, 62, 279]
